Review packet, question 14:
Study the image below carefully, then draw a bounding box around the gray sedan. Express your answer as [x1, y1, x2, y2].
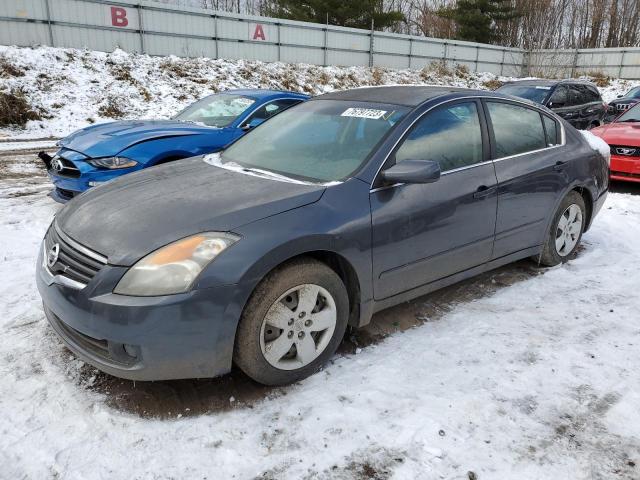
[37, 86, 609, 385]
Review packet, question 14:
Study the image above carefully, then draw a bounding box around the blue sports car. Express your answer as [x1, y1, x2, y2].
[39, 89, 309, 202]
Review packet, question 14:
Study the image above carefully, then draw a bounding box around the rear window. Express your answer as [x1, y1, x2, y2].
[496, 84, 552, 105]
[487, 102, 547, 157]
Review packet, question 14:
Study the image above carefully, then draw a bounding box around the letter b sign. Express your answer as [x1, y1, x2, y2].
[110, 6, 128, 27]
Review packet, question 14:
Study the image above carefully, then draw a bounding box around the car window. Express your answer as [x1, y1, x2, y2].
[567, 86, 583, 106]
[394, 102, 483, 172]
[173, 94, 256, 127]
[549, 86, 568, 107]
[542, 115, 559, 146]
[496, 84, 552, 104]
[587, 86, 601, 102]
[487, 102, 547, 157]
[246, 99, 302, 124]
[627, 87, 640, 99]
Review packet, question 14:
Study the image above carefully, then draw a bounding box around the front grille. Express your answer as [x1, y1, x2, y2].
[50, 155, 81, 178]
[44, 225, 107, 286]
[610, 145, 640, 157]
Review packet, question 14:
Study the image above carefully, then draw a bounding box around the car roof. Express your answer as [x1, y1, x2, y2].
[313, 86, 496, 107]
[500, 79, 598, 88]
[221, 88, 309, 99]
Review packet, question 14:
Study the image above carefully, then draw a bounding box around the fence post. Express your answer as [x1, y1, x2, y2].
[44, 0, 54, 46]
[571, 48, 579, 77]
[619, 50, 625, 79]
[408, 37, 412, 69]
[500, 48, 505, 76]
[443, 42, 448, 65]
[214, 15, 218, 59]
[277, 22, 281, 62]
[369, 19, 374, 68]
[475, 45, 479, 73]
[137, 2, 145, 54]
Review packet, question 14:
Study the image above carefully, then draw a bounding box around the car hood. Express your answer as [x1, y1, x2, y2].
[591, 122, 640, 146]
[55, 157, 326, 266]
[608, 97, 640, 105]
[59, 120, 221, 158]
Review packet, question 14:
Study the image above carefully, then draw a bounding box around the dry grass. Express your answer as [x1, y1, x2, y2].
[98, 96, 125, 118]
[371, 67, 385, 85]
[0, 56, 25, 78]
[425, 60, 452, 77]
[482, 79, 504, 90]
[585, 70, 611, 87]
[454, 63, 470, 78]
[0, 88, 42, 127]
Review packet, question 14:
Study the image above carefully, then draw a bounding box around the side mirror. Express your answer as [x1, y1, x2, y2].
[241, 118, 264, 131]
[381, 159, 441, 185]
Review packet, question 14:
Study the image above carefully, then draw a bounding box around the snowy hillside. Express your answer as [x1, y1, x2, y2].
[1, 45, 637, 140]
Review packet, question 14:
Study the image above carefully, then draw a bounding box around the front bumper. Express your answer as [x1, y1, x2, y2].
[610, 154, 640, 183]
[36, 246, 241, 381]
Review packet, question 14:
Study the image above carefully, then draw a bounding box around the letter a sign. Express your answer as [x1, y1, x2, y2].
[252, 24, 266, 41]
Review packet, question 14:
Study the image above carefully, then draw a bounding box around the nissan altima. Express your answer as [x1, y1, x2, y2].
[37, 86, 609, 385]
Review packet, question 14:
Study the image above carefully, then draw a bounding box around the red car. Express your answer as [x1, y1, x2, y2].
[592, 103, 640, 183]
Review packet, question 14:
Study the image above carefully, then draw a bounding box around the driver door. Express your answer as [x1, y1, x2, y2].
[370, 100, 498, 300]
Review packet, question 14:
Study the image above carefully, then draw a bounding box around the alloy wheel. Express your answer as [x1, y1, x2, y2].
[259, 284, 337, 370]
[555, 204, 583, 256]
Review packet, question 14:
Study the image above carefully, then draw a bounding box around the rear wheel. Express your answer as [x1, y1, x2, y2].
[537, 191, 586, 266]
[234, 258, 349, 385]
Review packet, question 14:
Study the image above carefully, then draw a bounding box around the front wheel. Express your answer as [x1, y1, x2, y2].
[234, 258, 349, 386]
[537, 191, 586, 267]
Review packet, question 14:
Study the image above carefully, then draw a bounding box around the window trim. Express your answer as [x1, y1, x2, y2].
[482, 98, 566, 163]
[240, 97, 304, 126]
[370, 95, 566, 192]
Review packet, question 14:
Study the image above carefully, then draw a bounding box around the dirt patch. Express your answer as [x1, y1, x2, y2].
[0, 55, 25, 77]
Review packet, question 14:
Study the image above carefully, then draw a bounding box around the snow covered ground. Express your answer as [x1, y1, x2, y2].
[1, 155, 640, 478]
[1, 45, 638, 140]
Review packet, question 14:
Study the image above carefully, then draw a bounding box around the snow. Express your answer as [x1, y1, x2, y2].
[1, 44, 640, 478]
[579, 130, 612, 164]
[3, 45, 637, 140]
[1, 152, 640, 478]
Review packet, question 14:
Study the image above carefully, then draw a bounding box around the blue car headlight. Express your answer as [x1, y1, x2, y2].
[87, 157, 138, 169]
[114, 233, 240, 296]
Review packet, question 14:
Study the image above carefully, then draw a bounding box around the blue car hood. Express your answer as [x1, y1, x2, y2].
[55, 157, 326, 266]
[59, 120, 221, 158]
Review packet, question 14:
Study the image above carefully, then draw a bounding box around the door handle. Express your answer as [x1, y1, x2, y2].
[553, 161, 568, 171]
[473, 185, 496, 199]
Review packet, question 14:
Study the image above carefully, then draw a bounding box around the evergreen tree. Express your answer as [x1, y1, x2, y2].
[437, 0, 519, 44]
[266, 0, 404, 31]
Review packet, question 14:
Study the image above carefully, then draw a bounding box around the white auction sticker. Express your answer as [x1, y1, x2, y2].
[341, 108, 388, 119]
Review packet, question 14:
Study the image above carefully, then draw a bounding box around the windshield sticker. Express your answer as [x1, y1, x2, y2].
[535, 86, 552, 90]
[341, 108, 388, 119]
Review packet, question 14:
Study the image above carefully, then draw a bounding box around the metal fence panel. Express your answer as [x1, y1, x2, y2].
[1, 0, 640, 79]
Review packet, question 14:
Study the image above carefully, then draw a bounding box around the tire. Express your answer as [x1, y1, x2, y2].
[537, 191, 586, 267]
[234, 258, 349, 386]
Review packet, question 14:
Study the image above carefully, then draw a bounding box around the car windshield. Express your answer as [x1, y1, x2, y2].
[626, 87, 640, 99]
[220, 100, 408, 183]
[616, 104, 640, 122]
[497, 84, 552, 104]
[174, 94, 256, 127]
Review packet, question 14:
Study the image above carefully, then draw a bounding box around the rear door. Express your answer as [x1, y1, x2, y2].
[484, 100, 569, 259]
[547, 85, 579, 127]
[370, 100, 498, 300]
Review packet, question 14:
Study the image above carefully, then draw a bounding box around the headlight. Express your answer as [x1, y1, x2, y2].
[87, 157, 138, 169]
[114, 232, 239, 296]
